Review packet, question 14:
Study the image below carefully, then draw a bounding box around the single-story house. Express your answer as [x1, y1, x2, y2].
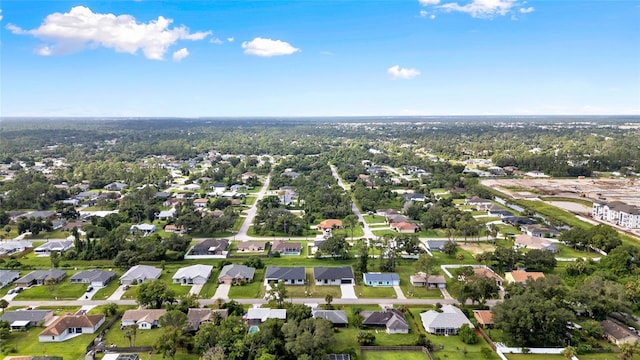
[410, 273, 446, 288]
[241, 172, 257, 182]
[282, 170, 300, 179]
[237, 241, 266, 252]
[218, 264, 255, 285]
[230, 184, 248, 192]
[363, 272, 400, 287]
[403, 193, 426, 202]
[504, 270, 545, 285]
[487, 205, 514, 219]
[503, 217, 537, 226]
[314, 267, 355, 286]
[514, 234, 558, 253]
[472, 268, 503, 287]
[0, 240, 32, 256]
[34, 240, 74, 255]
[464, 196, 493, 210]
[426, 239, 449, 252]
[130, 223, 156, 236]
[39, 314, 105, 342]
[16, 269, 67, 287]
[473, 310, 494, 328]
[390, 221, 419, 233]
[104, 182, 127, 191]
[264, 267, 305, 285]
[70, 269, 117, 287]
[271, 240, 302, 255]
[521, 224, 559, 238]
[317, 219, 343, 231]
[190, 239, 229, 256]
[361, 308, 409, 334]
[194, 198, 209, 208]
[1, 310, 54, 330]
[164, 224, 185, 233]
[210, 183, 227, 193]
[312, 309, 348, 327]
[157, 208, 176, 220]
[246, 308, 286, 325]
[0, 270, 20, 288]
[122, 309, 167, 329]
[420, 305, 474, 335]
[601, 319, 639, 346]
[173, 264, 214, 285]
[386, 214, 408, 224]
[187, 308, 229, 331]
[119, 265, 162, 285]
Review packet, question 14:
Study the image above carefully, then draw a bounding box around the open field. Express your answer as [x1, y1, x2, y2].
[362, 351, 428, 360]
[482, 178, 640, 206]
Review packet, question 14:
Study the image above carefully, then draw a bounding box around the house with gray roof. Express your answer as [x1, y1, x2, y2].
[271, 240, 302, 255]
[70, 270, 117, 287]
[34, 240, 74, 255]
[104, 182, 128, 191]
[0, 270, 20, 288]
[172, 264, 214, 285]
[187, 308, 228, 331]
[246, 308, 286, 325]
[188, 239, 229, 257]
[130, 223, 156, 236]
[218, 264, 255, 285]
[363, 272, 400, 287]
[420, 305, 473, 335]
[264, 267, 305, 285]
[312, 309, 348, 327]
[15, 269, 66, 287]
[1, 310, 54, 330]
[313, 267, 355, 286]
[119, 265, 161, 285]
[361, 308, 409, 334]
[0, 240, 32, 256]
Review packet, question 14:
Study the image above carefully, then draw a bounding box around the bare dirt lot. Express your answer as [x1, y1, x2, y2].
[482, 178, 640, 207]
[459, 242, 496, 255]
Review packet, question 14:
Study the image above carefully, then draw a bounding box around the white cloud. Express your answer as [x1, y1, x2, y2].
[0, 9, 3, 22]
[210, 38, 223, 44]
[227, 37, 234, 42]
[387, 65, 421, 80]
[242, 37, 300, 57]
[439, 0, 517, 18]
[172, 48, 189, 61]
[519, 6, 535, 13]
[419, 10, 429, 17]
[419, 0, 441, 4]
[6, 6, 211, 60]
[430, 14, 437, 19]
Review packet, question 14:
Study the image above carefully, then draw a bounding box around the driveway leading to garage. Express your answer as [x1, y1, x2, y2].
[393, 285, 406, 300]
[107, 285, 127, 301]
[212, 284, 230, 300]
[189, 284, 203, 296]
[340, 284, 357, 299]
[78, 286, 99, 301]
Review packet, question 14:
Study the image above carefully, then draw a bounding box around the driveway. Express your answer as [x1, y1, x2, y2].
[78, 286, 99, 301]
[212, 283, 230, 300]
[107, 284, 128, 301]
[340, 284, 357, 299]
[189, 284, 204, 296]
[393, 285, 406, 300]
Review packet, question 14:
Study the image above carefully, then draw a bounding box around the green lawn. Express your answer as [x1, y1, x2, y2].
[363, 215, 387, 224]
[198, 269, 220, 298]
[505, 355, 565, 360]
[2, 323, 100, 360]
[284, 269, 342, 298]
[15, 278, 87, 300]
[29, 229, 71, 239]
[362, 351, 428, 360]
[354, 285, 397, 298]
[228, 269, 265, 298]
[103, 322, 163, 347]
[553, 244, 601, 259]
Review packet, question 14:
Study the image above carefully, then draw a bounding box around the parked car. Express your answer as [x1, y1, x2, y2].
[7, 289, 14, 295]
[14, 287, 23, 294]
[86, 286, 93, 293]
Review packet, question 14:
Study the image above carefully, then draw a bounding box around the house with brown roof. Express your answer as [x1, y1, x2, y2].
[465, 196, 493, 210]
[187, 308, 228, 331]
[514, 234, 559, 253]
[390, 221, 419, 233]
[121, 309, 167, 329]
[318, 219, 343, 231]
[38, 314, 104, 342]
[194, 198, 209, 208]
[601, 319, 640, 346]
[504, 270, 545, 285]
[473, 310, 494, 328]
[237, 241, 266, 252]
[409, 273, 446, 288]
[271, 240, 302, 255]
[472, 268, 503, 287]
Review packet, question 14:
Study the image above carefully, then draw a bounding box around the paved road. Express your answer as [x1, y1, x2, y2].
[232, 175, 271, 241]
[330, 164, 376, 240]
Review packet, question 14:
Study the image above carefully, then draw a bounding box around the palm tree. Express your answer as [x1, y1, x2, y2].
[325, 294, 333, 309]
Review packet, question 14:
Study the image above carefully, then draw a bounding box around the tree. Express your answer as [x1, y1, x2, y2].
[137, 279, 176, 309]
[160, 310, 190, 330]
[415, 253, 433, 277]
[220, 300, 245, 316]
[355, 240, 369, 275]
[343, 214, 359, 241]
[103, 302, 119, 317]
[286, 303, 312, 324]
[325, 294, 333, 309]
[443, 241, 458, 256]
[561, 346, 577, 359]
[50, 250, 61, 268]
[357, 331, 375, 345]
[244, 256, 264, 269]
[282, 318, 335, 359]
[124, 324, 137, 347]
[523, 249, 557, 272]
[319, 235, 349, 259]
[155, 327, 180, 360]
[267, 280, 288, 308]
[0, 299, 8, 313]
[174, 293, 200, 314]
[620, 342, 637, 360]
[459, 324, 478, 344]
[201, 347, 226, 360]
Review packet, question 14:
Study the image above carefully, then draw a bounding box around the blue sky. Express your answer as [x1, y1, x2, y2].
[1, 0, 639, 117]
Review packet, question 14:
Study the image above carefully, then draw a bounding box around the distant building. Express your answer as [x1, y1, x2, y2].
[593, 201, 640, 229]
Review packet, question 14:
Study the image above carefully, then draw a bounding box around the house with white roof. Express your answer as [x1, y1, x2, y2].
[172, 264, 214, 285]
[130, 223, 156, 236]
[420, 305, 473, 335]
[34, 240, 74, 255]
[246, 308, 286, 325]
[119, 265, 162, 285]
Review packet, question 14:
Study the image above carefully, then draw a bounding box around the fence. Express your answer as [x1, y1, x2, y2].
[476, 326, 496, 351]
